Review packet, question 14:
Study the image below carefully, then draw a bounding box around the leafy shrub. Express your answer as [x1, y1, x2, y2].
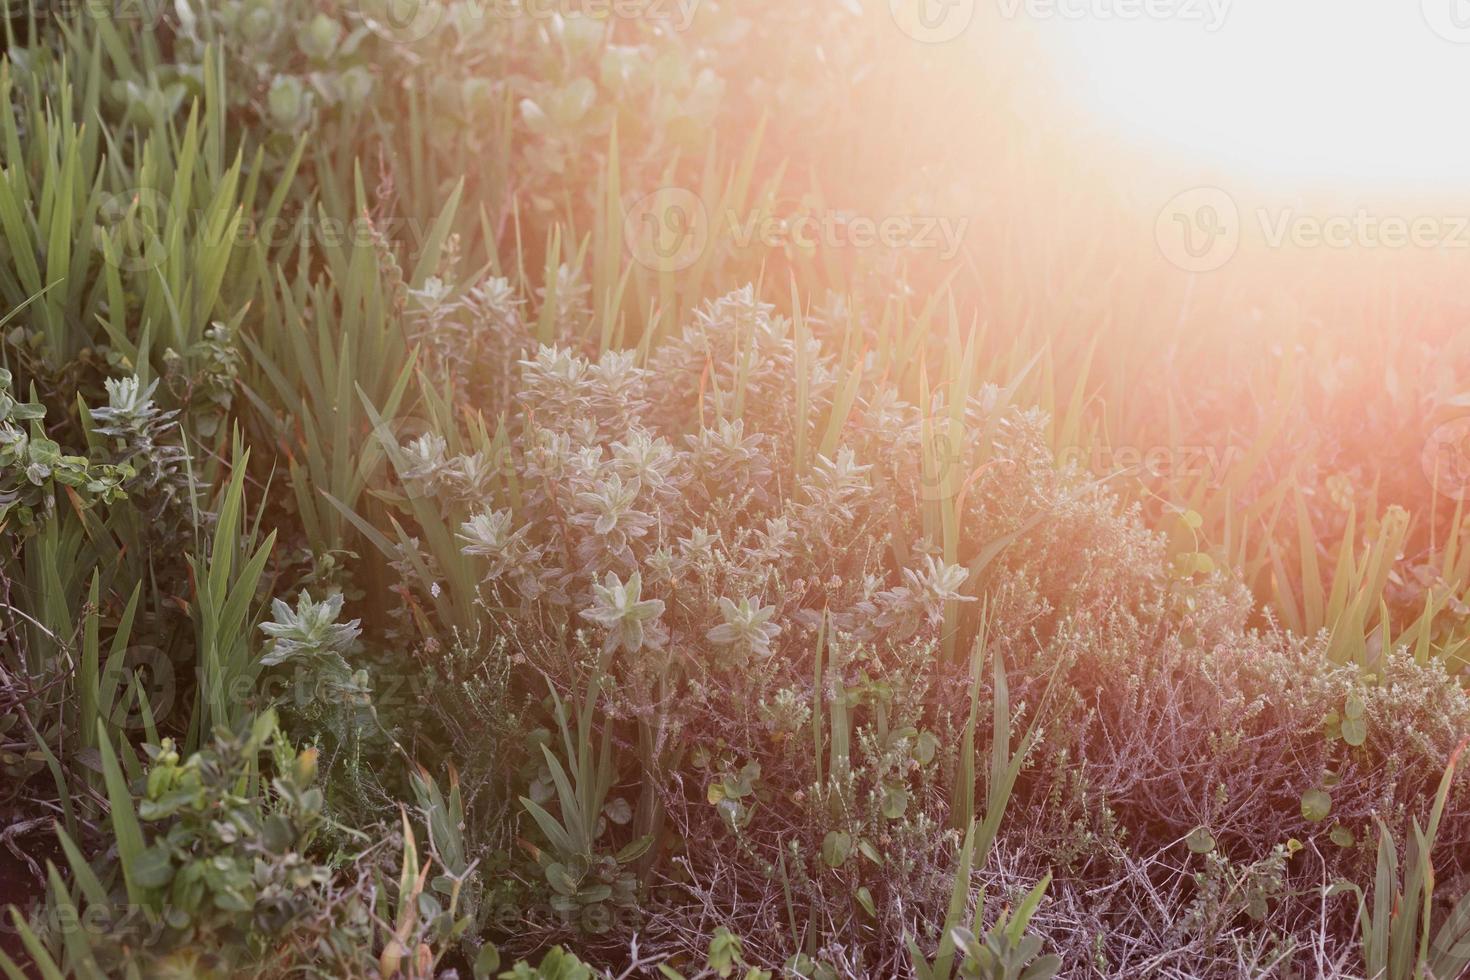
[3, 4, 1470, 980]
[0, 711, 471, 978]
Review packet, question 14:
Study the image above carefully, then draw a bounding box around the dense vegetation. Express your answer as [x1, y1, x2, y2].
[2, 3, 1469, 977]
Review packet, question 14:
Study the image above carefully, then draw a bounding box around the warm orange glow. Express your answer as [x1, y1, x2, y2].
[1045, 4, 1470, 186]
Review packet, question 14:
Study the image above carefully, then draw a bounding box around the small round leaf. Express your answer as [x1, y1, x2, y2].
[1185, 826, 1216, 854]
[1301, 789, 1332, 822]
[822, 831, 852, 868]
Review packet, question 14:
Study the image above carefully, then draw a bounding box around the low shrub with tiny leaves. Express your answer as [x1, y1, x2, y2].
[3, 4, 1469, 979]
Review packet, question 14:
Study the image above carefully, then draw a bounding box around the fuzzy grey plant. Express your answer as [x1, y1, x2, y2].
[706, 595, 781, 663]
[443, 451, 499, 503]
[464, 275, 523, 333]
[580, 571, 666, 656]
[405, 271, 533, 404]
[400, 432, 450, 489]
[89, 375, 191, 517]
[537, 262, 591, 332]
[260, 591, 363, 670]
[253, 592, 375, 767]
[569, 470, 657, 569]
[258, 589, 375, 746]
[684, 417, 773, 505]
[856, 555, 975, 642]
[610, 429, 682, 498]
[458, 509, 539, 581]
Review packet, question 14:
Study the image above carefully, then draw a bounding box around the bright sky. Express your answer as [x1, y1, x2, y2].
[1042, 0, 1470, 186]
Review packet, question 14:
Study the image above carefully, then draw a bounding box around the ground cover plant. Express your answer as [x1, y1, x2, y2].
[1, 1, 1469, 977]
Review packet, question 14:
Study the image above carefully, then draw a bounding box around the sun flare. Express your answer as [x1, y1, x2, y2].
[5, 3, 1470, 977]
[1043, 1, 1470, 186]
